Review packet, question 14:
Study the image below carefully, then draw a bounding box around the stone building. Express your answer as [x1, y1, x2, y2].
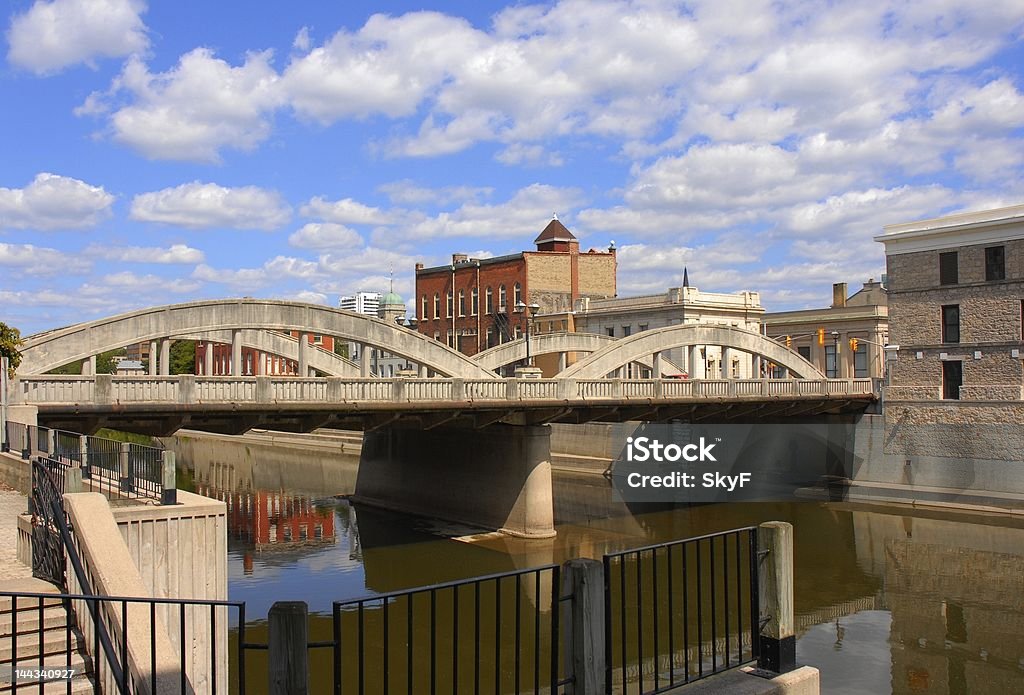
[535, 276, 764, 378]
[874, 203, 1024, 488]
[414, 216, 616, 356]
[764, 280, 888, 379]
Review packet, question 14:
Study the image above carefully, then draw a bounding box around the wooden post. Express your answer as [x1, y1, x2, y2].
[269, 601, 309, 695]
[758, 521, 795, 673]
[562, 559, 606, 695]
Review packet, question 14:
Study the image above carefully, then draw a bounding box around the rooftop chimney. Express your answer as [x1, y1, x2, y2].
[832, 282, 847, 308]
[415, 262, 424, 271]
[452, 253, 469, 264]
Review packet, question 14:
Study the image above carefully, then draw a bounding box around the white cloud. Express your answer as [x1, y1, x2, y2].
[283, 290, 328, 305]
[300, 197, 391, 225]
[0, 173, 114, 230]
[6, 0, 148, 75]
[288, 223, 364, 250]
[84, 50, 282, 162]
[81, 271, 201, 295]
[495, 143, 564, 167]
[292, 26, 311, 52]
[0, 242, 91, 275]
[377, 180, 492, 206]
[98, 243, 205, 264]
[130, 182, 291, 230]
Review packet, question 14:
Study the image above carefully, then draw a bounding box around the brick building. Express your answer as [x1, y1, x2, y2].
[414, 217, 616, 355]
[874, 203, 1024, 479]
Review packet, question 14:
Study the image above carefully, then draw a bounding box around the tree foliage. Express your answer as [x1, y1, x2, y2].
[0, 322, 23, 373]
[169, 340, 196, 375]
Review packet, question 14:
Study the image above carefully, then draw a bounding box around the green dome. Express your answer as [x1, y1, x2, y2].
[382, 291, 403, 305]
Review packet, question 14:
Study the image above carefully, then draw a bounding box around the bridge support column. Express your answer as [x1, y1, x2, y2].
[149, 340, 158, 375]
[160, 339, 171, 376]
[651, 351, 661, 378]
[355, 424, 556, 538]
[81, 355, 94, 376]
[721, 347, 731, 378]
[298, 333, 309, 377]
[360, 345, 370, 377]
[232, 330, 243, 377]
[557, 352, 567, 373]
[753, 354, 761, 378]
[688, 346, 698, 379]
[204, 342, 214, 376]
[418, 364, 427, 378]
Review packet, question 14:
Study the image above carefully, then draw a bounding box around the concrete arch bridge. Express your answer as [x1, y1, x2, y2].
[17, 299, 496, 379]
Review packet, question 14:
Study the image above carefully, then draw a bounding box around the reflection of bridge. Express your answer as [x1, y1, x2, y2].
[8, 299, 879, 539]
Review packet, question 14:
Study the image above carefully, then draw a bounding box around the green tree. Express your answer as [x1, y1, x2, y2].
[0, 322, 23, 374]
[48, 348, 126, 375]
[169, 340, 196, 374]
[334, 341, 350, 359]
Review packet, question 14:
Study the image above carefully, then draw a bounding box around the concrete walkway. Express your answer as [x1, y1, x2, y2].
[0, 483, 32, 581]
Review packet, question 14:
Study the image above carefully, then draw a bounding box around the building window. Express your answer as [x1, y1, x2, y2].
[638, 323, 648, 332]
[942, 360, 962, 400]
[433, 331, 440, 342]
[854, 343, 868, 378]
[985, 246, 1005, 281]
[941, 305, 960, 343]
[313, 335, 323, 345]
[421, 295, 428, 320]
[485, 287, 493, 314]
[486, 327, 495, 348]
[446, 292, 453, 318]
[797, 346, 811, 360]
[622, 325, 632, 337]
[939, 251, 958, 285]
[825, 345, 837, 378]
[499, 285, 507, 310]
[447, 331, 454, 348]
[458, 289, 466, 316]
[513, 282, 522, 306]
[433, 293, 440, 319]
[606, 327, 615, 337]
[471, 287, 479, 315]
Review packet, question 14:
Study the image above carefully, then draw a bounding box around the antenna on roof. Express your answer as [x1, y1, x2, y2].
[552, 212, 558, 220]
[389, 264, 394, 293]
[683, 266, 690, 288]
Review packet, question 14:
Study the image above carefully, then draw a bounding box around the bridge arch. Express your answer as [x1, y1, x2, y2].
[176, 329, 360, 376]
[474, 332, 685, 375]
[558, 324, 824, 379]
[18, 299, 497, 379]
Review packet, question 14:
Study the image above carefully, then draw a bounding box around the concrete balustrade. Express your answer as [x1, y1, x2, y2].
[11, 374, 876, 407]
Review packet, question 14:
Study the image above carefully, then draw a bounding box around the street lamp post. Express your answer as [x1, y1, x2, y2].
[514, 301, 541, 376]
[830, 330, 840, 378]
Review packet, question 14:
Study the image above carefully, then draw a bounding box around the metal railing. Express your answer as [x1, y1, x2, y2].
[603, 527, 760, 694]
[5, 422, 175, 505]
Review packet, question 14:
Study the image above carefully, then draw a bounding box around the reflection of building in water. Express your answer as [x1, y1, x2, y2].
[850, 511, 1024, 695]
[194, 483, 336, 552]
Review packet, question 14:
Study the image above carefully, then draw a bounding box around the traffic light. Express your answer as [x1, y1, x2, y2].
[849, 338, 859, 352]
[817, 327, 826, 346]
[785, 335, 792, 349]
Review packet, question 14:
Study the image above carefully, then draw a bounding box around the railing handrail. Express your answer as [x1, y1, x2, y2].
[603, 524, 759, 559]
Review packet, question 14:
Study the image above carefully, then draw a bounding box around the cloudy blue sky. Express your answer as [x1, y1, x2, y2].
[2, 0, 1023, 335]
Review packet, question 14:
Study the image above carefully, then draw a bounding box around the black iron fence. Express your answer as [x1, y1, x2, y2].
[5, 421, 174, 504]
[603, 527, 760, 694]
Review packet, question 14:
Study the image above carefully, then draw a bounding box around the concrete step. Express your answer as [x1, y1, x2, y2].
[0, 627, 82, 664]
[0, 605, 69, 634]
[0, 579, 63, 616]
[0, 672, 97, 694]
[0, 649, 90, 675]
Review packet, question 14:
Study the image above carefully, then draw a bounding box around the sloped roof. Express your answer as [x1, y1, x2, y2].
[534, 218, 577, 244]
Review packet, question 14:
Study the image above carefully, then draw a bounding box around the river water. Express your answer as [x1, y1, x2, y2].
[170, 431, 1024, 694]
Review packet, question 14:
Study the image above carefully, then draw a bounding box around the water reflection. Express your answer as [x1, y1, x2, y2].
[168, 433, 1024, 694]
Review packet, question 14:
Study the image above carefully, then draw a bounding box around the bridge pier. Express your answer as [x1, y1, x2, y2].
[354, 424, 556, 538]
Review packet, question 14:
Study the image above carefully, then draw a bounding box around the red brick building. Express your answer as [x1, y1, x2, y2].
[414, 217, 617, 356]
[194, 332, 336, 375]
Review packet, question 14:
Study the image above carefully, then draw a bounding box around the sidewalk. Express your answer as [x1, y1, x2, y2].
[0, 482, 32, 581]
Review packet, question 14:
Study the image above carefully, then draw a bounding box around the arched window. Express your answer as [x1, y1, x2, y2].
[421, 295, 428, 320]
[471, 287, 479, 315]
[433, 293, 440, 319]
[513, 282, 522, 306]
[485, 286, 493, 314]
[499, 284, 507, 310]
[446, 291, 453, 317]
[458, 289, 466, 316]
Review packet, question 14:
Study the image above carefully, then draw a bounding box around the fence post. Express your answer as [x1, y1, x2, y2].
[119, 442, 132, 492]
[269, 601, 309, 695]
[79, 435, 90, 477]
[21, 423, 30, 460]
[161, 451, 177, 505]
[758, 521, 795, 674]
[562, 559, 606, 695]
[64, 467, 83, 494]
[47, 429, 57, 457]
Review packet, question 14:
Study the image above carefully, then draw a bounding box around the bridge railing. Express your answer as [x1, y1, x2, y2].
[10, 374, 878, 406]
